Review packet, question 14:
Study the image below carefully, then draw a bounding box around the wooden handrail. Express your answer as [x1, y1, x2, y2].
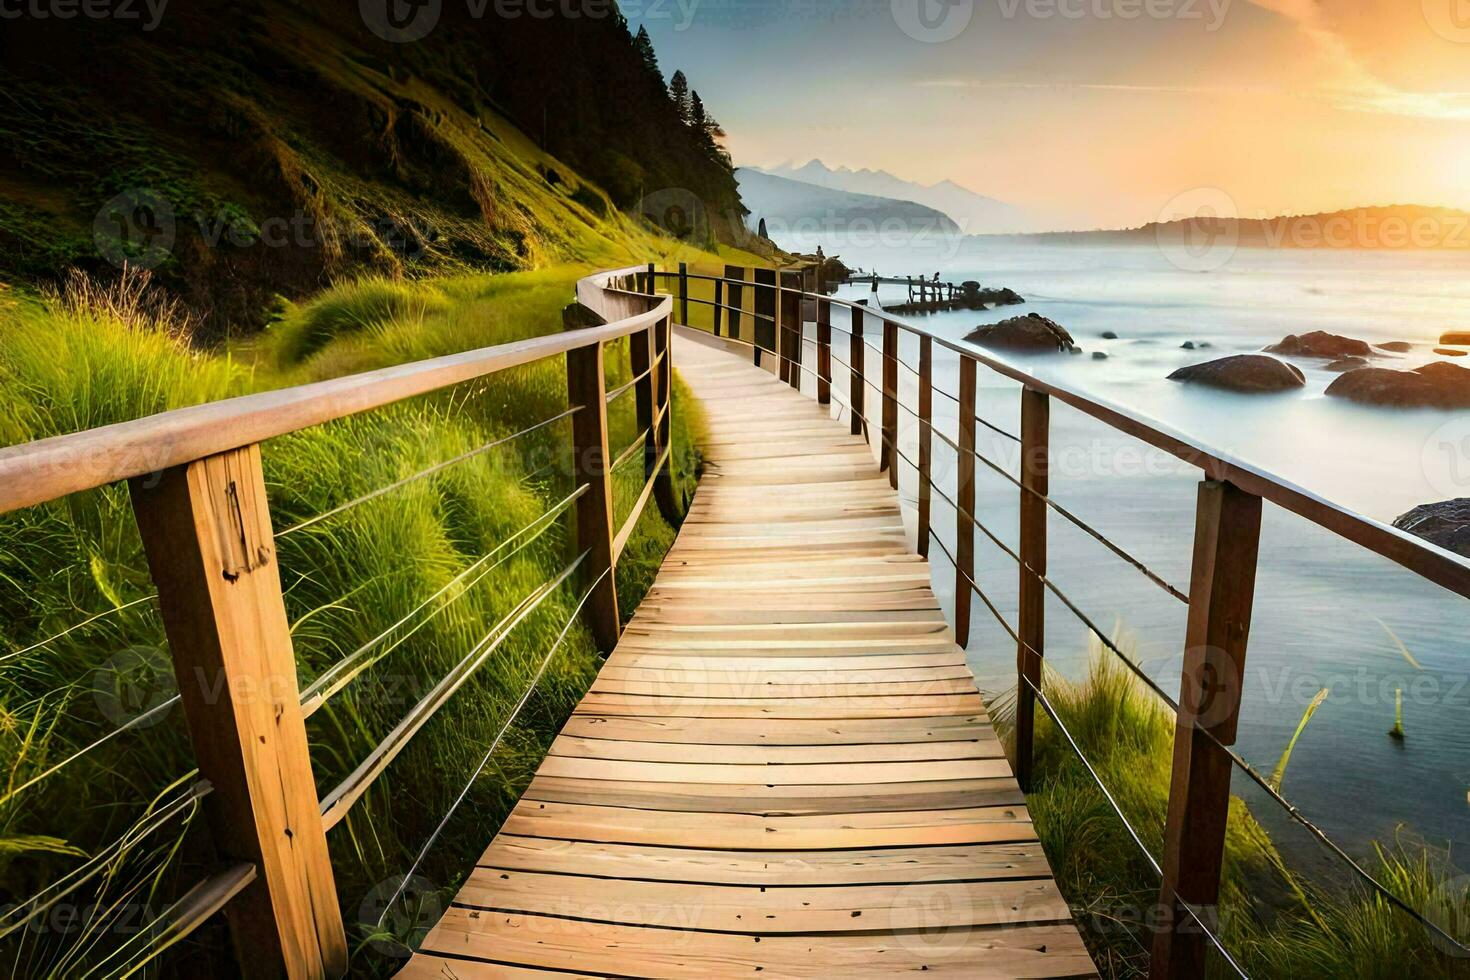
[0, 291, 668, 517]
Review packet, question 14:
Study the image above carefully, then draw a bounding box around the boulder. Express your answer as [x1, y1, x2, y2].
[1101, 330, 1118, 340]
[1435, 348, 1467, 357]
[966, 314, 1075, 353]
[1392, 499, 1470, 559]
[1441, 331, 1470, 345]
[1266, 331, 1373, 359]
[1325, 360, 1470, 408]
[1168, 355, 1306, 392]
[1326, 356, 1368, 372]
[1180, 341, 1195, 350]
[1091, 351, 1108, 360]
[1376, 341, 1412, 353]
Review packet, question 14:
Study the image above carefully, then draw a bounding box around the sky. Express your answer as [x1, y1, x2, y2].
[634, 0, 1470, 230]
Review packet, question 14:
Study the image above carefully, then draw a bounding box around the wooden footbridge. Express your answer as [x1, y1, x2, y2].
[5, 264, 1470, 978]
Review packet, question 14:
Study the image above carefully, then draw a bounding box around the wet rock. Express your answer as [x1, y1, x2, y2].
[1441, 331, 1470, 345]
[1101, 330, 1118, 340]
[1266, 331, 1373, 359]
[1092, 351, 1108, 360]
[966, 314, 1075, 353]
[1168, 355, 1306, 392]
[1376, 341, 1412, 353]
[1326, 356, 1368, 372]
[1436, 348, 1467, 357]
[1392, 499, 1470, 559]
[1325, 361, 1470, 408]
[1180, 341, 1195, 350]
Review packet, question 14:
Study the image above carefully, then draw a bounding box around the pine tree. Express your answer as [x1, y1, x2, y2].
[634, 26, 659, 79]
[669, 70, 691, 125]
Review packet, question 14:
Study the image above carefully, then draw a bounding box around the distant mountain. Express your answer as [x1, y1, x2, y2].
[1007, 206, 1470, 249]
[752, 160, 1029, 234]
[735, 168, 960, 240]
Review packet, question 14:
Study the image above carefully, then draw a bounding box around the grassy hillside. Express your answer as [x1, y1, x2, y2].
[0, 0, 754, 339]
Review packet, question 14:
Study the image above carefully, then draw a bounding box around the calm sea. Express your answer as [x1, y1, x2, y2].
[783, 234, 1470, 880]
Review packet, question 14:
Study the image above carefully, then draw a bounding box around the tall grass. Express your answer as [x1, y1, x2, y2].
[0, 264, 707, 976]
[998, 632, 1470, 979]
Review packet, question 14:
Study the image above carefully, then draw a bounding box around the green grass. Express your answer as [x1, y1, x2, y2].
[0, 261, 709, 976]
[996, 632, 1470, 979]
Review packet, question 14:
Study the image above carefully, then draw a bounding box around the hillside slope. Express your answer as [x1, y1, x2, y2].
[0, 0, 747, 337]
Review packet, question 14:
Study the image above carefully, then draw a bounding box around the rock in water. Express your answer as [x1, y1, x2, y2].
[966, 314, 1075, 353]
[1325, 361, 1470, 408]
[1326, 356, 1368, 372]
[1393, 499, 1470, 558]
[1436, 348, 1467, 357]
[1180, 341, 1195, 350]
[1442, 331, 1470, 345]
[1266, 331, 1373, 359]
[1091, 351, 1108, 360]
[1168, 355, 1306, 392]
[1101, 330, 1118, 340]
[1376, 341, 1412, 353]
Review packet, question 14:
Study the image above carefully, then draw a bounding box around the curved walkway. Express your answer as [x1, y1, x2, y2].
[402, 331, 1097, 978]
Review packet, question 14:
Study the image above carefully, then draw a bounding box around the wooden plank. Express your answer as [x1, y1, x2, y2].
[558, 713, 992, 745]
[522, 776, 1024, 815]
[131, 446, 346, 979]
[546, 735, 1002, 764]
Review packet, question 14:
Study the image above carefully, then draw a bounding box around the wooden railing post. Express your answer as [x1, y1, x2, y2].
[713, 278, 724, 337]
[724, 264, 745, 343]
[782, 270, 803, 392]
[881, 320, 898, 488]
[753, 267, 776, 369]
[678, 262, 689, 326]
[130, 445, 347, 980]
[816, 298, 832, 406]
[849, 306, 865, 439]
[1015, 388, 1049, 792]
[954, 356, 977, 647]
[645, 262, 655, 298]
[916, 335, 933, 558]
[1151, 480, 1262, 980]
[564, 327, 622, 653]
[628, 312, 659, 486]
[651, 311, 680, 522]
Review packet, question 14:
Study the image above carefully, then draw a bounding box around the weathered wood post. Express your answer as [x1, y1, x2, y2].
[753, 267, 776, 370]
[782, 270, 803, 392]
[1014, 388, 1050, 792]
[849, 305, 866, 439]
[563, 312, 622, 652]
[881, 320, 898, 488]
[652, 310, 680, 523]
[678, 262, 689, 326]
[713, 279, 724, 337]
[627, 308, 659, 489]
[817, 298, 832, 407]
[724, 265, 745, 343]
[954, 356, 977, 647]
[130, 446, 348, 980]
[1150, 480, 1262, 980]
[916, 335, 933, 558]
[645, 262, 656, 298]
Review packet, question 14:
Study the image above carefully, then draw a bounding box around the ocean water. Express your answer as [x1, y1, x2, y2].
[785, 235, 1470, 879]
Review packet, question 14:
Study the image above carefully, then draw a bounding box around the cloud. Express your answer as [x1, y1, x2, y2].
[1242, 0, 1470, 119]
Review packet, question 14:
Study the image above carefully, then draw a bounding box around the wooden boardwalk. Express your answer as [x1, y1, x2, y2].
[403, 333, 1097, 978]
